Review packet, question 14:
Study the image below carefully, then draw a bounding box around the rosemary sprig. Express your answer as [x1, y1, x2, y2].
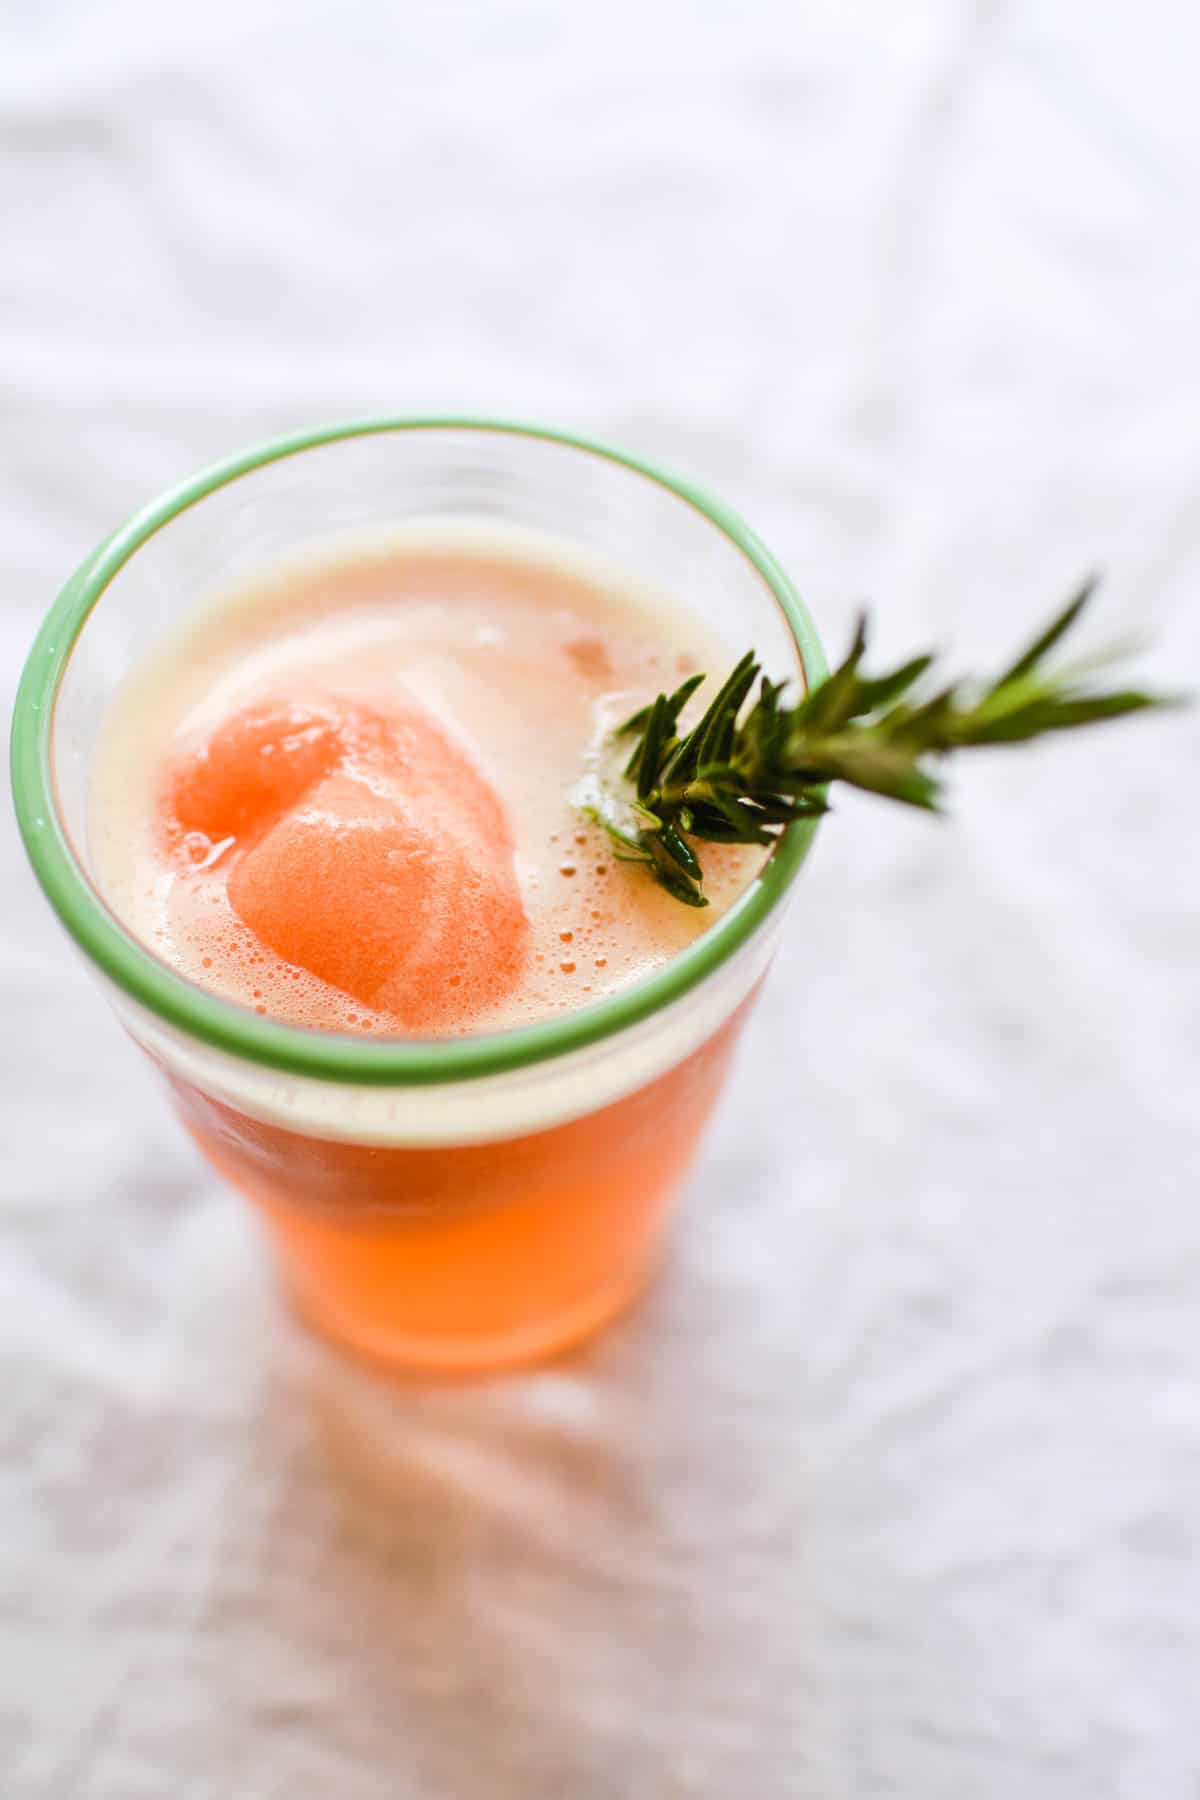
[582, 579, 1173, 906]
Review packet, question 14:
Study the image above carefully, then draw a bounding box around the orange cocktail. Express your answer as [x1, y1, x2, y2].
[168, 996, 752, 1370]
[13, 422, 824, 1372]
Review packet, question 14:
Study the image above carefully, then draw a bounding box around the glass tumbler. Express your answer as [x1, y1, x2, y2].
[11, 420, 826, 1374]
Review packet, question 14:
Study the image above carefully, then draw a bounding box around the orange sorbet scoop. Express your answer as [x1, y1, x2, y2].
[162, 694, 528, 1029]
[168, 701, 346, 847]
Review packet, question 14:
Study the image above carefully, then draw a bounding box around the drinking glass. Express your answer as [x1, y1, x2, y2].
[12, 420, 826, 1373]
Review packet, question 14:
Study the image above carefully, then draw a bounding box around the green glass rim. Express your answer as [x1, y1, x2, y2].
[11, 416, 827, 1086]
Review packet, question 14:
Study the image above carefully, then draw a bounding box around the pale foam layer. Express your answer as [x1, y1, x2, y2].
[91, 523, 767, 1039]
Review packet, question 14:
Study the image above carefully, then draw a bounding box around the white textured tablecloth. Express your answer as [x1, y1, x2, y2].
[3, 5, 1199, 1795]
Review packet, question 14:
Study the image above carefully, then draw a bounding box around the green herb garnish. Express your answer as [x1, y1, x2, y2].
[582, 579, 1173, 907]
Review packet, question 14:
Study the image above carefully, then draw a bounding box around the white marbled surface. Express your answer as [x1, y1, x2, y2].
[1, 4, 1198, 1795]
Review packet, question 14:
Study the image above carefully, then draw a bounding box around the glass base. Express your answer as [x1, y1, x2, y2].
[283, 1248, 661, 1377]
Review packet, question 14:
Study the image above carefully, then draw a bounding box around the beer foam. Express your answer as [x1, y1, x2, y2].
[91, 524, 766, 1039]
